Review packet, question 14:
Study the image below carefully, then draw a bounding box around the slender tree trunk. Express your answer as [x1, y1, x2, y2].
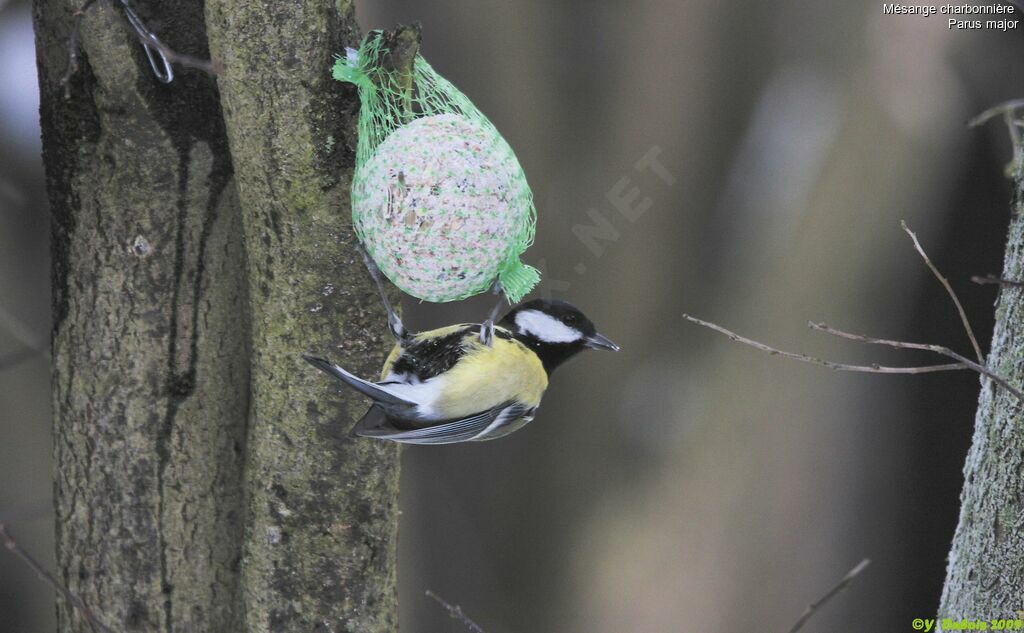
[939, 160, 1024, 620]
[203, 7, 409, 633]
[33, 1, 402, 631]
[35, 1, 249, 631]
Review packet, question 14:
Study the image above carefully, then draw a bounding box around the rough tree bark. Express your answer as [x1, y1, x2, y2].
[202, 8, 414, 633]
[939, 159, 1024, 619]
[34, 1, 250, 631]
[33, 1, 403, 631]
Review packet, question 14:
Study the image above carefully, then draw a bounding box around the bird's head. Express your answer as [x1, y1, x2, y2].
[499, 299, 618, 374]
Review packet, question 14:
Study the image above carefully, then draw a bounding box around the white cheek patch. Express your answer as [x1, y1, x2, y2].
[514, 310, 581, 343]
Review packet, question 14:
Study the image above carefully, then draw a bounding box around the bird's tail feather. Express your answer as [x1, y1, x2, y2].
[302, 355, 416, 408]
[351, 404, 393, 437]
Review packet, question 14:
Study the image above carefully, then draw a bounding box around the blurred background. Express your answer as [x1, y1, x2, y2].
[2, 1, 1023, 631]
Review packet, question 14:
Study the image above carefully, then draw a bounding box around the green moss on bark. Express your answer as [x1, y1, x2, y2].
[37, 2, 404, 630]
[203, 5, 404, 633]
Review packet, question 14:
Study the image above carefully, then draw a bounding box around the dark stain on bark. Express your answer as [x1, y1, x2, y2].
[39, 45, 102, 336]
[105, 2, 243, 631]
[308, 2, 364, 188]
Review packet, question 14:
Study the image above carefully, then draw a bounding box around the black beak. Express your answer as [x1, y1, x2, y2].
[584, 332, 620, 351]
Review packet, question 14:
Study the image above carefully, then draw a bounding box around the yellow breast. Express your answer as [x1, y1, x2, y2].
[380, 326, 548, 420]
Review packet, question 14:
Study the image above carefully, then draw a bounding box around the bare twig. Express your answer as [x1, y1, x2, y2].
[969, 99, 1024, 162]
[683, 314, 1024, 403]
[809, 322, 1024, 403]
[968, 98, 1024, 129]
[686, 216, 1023, 459]
[901, 221, 985, 364]
[972, 274, 1024, 288]
[0, 523, 116, 633]
[682, 315, 968, 375]
[1006, 109, 1023, 157]
[787, 559, 871, 633]
[425, 590, 485, 633]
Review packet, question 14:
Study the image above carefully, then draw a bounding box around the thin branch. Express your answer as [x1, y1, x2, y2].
[968, 98, 1024, 162]
[0, 523, 115, 633]
[787, 559, 871, 633]
[425, 590, 485, 633]
[1006, 109, 1023, 157]
[809, 322, 1024, 403]
[684, 314, 1024, 403]
[901, 221, 985, 364]
[682, 314, 968, 375]
[968, 98, 1024, 129]
[972, 274, 1024, 288]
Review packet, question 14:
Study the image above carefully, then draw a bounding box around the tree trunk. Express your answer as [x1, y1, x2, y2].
[939, 159, 1024, 620]
[33, 1, 401, 631]
[202, 7, 409, 633]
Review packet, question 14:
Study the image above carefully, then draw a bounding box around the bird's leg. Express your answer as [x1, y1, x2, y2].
[357, 243, 409, 343]
[479, 281, 507, 346]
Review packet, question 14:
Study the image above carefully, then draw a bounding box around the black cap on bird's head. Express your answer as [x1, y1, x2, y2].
[499, 299, 618, 374]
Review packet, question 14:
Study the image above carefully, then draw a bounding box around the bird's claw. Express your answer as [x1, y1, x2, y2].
[479, 281, 506, 347]
[480, 320, 495, 346]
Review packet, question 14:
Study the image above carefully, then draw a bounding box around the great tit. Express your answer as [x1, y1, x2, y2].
[304, 254, 618, 444]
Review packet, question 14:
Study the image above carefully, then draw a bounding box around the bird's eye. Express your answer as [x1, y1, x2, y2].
[561, 314, 577, 327]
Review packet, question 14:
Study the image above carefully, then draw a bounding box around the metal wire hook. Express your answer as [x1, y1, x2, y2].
[120, 1, 173, 83]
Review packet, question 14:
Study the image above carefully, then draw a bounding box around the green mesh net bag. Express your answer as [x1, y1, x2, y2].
[333, 33, 540, 303]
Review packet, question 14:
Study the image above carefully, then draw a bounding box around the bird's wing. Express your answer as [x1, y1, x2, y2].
[303, 355, 418, 411]
[357, 401, 533, 445]
[385, 324, 516, 382]
[385, 324, 473, 381]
